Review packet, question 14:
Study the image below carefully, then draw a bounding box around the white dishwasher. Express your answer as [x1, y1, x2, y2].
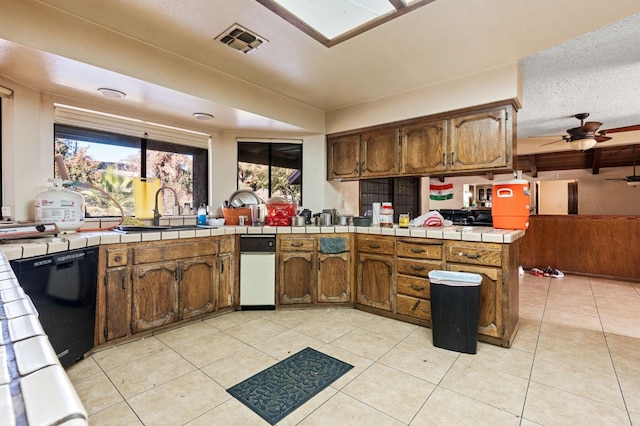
[239, 234, 276, 310]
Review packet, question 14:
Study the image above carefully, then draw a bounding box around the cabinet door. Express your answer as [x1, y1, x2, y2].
[360, 128, 400, 178]
[449, 108, 508, 171]
[279, 252, 315, 304]
[356, 253, 393, 311]
[131, 262, 179, 332]
[401, 120, 447, 174]
[327, 134, 361, 180]
[104, 267, 131, 342]
[180, 255, 216, 319]
[317, 252, 351, 303]
[447, 263, 503, 339]
[218, 252, 234, 310]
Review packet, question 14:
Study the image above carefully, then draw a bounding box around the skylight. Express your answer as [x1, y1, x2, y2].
[257, 0, 436, 47]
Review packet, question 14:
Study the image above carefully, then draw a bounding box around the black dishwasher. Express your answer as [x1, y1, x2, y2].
[10, 247, 98, 368]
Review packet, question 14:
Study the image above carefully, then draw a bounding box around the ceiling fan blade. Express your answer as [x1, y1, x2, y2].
[604, 178, 628, 181]
[581, 121, 602, 133]
[600, 124, 640, 134]
[595, 135, 612, 143]
[540, 138, 565, 147]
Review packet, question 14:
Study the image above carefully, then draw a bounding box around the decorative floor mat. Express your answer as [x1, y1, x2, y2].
[226, 347, 354, 424]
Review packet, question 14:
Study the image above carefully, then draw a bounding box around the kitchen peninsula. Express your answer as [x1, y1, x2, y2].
[1, 223, 523, 350]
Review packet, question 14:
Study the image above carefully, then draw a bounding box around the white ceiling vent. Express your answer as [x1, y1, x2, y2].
[216, 24, 267, 53]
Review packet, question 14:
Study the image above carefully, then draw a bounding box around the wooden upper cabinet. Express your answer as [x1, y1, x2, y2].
[401, 120, 447, 175]
[449, 108, 510, 171]
[326, 102, 516, 181]
[360, 128, 400, 178]
[327, 134, 361, 180]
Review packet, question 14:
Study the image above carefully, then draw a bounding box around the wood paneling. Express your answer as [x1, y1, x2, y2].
[519, 215, 640, 281]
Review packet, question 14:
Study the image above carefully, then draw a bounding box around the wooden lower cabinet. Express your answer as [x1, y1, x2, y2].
[317, 252, 351, 303]
[217, 252, 234, 310]
[356, 253, 393, 311]
[131, 261, 179, 333]
[277, 234, 352, 305]
[279, 252, 314, 304]
[180, 256, 217, 319]
[97, 236, 233, 344]
[394, 239, 443, 321]
[103, 266, 131, 341]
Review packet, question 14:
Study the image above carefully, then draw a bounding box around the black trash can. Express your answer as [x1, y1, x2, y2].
[428, 270, 482, 354]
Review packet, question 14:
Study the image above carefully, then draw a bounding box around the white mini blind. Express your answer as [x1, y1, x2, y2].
[54, 104, 211, 148]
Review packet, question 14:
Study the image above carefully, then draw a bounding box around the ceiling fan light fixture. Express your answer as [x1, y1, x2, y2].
[570, 137, 597, 151]
[627, 181, 640, 187]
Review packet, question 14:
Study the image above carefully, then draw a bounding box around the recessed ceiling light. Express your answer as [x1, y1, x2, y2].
[97, 88, 126, 99]
[193, 112, 214, 120]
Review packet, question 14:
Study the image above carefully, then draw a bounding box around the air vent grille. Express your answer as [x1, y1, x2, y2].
[216, 24, 267, 53]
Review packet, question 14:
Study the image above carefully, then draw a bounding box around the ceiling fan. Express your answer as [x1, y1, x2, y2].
[605, 145, 640, 187]
[540, 113, 640, 151]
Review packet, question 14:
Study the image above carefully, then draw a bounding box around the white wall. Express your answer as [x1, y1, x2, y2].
[538, 180, 570, 214]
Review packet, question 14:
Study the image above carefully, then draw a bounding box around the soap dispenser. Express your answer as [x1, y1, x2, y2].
[197, 203, 207, 225]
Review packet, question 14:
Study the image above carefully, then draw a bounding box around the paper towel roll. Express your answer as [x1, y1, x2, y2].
[372, 202, 381, 226]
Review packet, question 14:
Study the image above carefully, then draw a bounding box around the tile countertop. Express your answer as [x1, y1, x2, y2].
[0, 253, 88, 426]
[0, 224, 525, 260]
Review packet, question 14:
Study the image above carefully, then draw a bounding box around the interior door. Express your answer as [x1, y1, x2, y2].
[568, 181, 578, 214]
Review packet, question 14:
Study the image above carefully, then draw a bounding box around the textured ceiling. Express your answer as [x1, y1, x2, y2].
[517, 12, 640, 155]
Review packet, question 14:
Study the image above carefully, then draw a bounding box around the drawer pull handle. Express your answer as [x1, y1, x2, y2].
[459, 252, 481, 259]
[410, 248, 425, 253]
[411, 300, 421, 311]
[411, 265, 425, 271]
[410, 284, 425, 291]
[291, 242, 303, 247]
[114, 255, 122, 262]
[368, 244, 381, 249]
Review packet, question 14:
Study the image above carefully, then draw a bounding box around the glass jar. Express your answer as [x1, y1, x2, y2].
[399, 213, 410, 228]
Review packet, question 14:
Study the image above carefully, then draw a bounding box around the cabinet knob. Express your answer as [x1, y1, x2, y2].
[114, 255, 122, 262]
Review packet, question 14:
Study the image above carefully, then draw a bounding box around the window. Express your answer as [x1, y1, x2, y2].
[237, 142, 302, 204]
[360, 177, 420, 222]
[54, 124, 208, 217]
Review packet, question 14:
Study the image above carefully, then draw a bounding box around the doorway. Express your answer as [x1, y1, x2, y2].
[568, 181, 578, 214]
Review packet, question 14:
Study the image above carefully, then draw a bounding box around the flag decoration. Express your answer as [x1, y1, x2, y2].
[430, 183, 453, 200]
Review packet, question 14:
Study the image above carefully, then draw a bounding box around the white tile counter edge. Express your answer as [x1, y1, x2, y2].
[0, 225, 525, 259]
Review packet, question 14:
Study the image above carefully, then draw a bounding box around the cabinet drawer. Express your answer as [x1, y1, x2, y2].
[357, 235, 394, 255]
[397, 258, 441, 279]
[396, 294, 431, 320]
[218, 236, 234, 254]
[133, 241, 217, 264]
[396, 240, 442, 260]
[106, 248, 128, 267]
[445, 242, 502, 267]
[397, 275, 431, 299]
[279, 237, 314, 252]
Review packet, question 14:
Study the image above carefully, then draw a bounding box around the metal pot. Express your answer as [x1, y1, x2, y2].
[320, 212, 332, 226]
[291, 216, 306, 227]
[337, 215, 351, 226]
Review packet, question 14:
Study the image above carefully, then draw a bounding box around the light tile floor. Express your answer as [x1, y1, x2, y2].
[67, 274, 640, 425]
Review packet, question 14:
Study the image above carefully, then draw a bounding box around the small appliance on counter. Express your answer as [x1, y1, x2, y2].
[34, 179, 85, 233]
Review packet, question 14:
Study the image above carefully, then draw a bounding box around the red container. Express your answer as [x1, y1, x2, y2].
[491, 179, 530, 230]
[266, 203, 298, 226]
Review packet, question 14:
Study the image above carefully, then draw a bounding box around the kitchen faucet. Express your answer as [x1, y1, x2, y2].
[153, 186, 180, 226]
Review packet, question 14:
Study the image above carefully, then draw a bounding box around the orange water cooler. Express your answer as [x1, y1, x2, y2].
[491, 179, 530, 230]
